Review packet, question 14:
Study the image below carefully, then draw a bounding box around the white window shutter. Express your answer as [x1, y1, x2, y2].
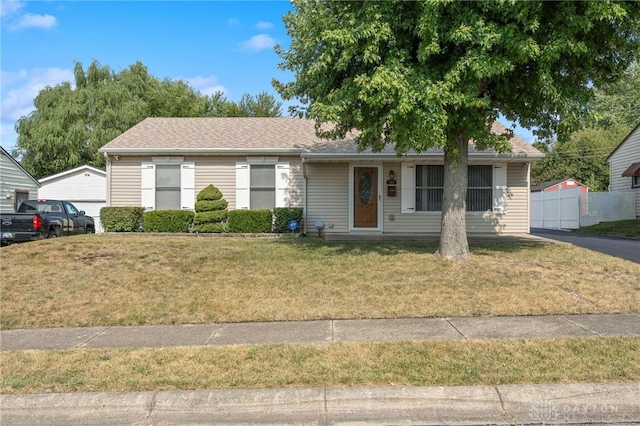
[493, 163, 508, 214]
[181, 162, 195, 211]
[275, 162, 290, 208]
[401, 163, 415, 213]
[141, 162, 155, 211]
[235, 162, 249, 209]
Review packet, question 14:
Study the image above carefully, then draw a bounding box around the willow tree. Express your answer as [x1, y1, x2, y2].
[274, 0, 640, 260]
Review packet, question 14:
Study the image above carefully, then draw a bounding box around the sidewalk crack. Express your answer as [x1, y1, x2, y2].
[205, 324, 224, 346]
[322, 387, 329, 426]
[77, 326, 111, 348]
[444, 318, 467, 339]
[561, 316, 599, 336]
[144, 391, 158, 425]
[495, 386, 516, 424]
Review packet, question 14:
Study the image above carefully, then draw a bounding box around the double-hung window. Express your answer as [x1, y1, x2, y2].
[236, 159, 290, 210]
[155, 165, 181, 210]
[413, 164, 495, 212]
[141, 158, 195, 211]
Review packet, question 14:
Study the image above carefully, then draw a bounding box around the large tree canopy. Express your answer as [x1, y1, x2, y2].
[532, 63, 640, 191]
[274, 0, 640, 260]
[14, 61, 282, 178]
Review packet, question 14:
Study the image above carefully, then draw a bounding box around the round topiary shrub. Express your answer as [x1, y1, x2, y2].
[197, 185, 223, 201]
[193, 184, 227, 233]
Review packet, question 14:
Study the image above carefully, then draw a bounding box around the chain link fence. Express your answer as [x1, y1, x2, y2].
[580, 191, 636, 227]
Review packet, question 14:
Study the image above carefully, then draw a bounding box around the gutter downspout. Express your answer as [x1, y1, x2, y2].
[104, 152, 112, 207]
[526, 162, 531, 232]
[302, 157, 308, 236]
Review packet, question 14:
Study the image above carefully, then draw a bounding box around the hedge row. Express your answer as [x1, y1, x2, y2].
[100, 207, 304, 234]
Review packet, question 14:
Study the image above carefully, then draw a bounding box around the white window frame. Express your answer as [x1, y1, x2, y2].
[140, 157, 195, 211]
[235, 158, 290, 210]
[401, 162, 508, 214]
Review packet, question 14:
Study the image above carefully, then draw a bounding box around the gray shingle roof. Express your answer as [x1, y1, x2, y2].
[100, 117, 542, 157]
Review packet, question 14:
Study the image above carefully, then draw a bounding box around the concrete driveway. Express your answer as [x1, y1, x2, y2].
[530, 228, 640, 263]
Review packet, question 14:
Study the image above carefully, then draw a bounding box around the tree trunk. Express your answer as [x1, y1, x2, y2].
[436, 131, 470, 261]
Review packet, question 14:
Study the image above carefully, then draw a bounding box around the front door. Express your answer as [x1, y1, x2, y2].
[354, 167, 378, 228]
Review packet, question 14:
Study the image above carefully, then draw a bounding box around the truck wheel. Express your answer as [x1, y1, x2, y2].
[85, 226, 95, 234]
[47, 230, 58, 238]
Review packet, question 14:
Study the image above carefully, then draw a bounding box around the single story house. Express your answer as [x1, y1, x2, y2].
[99, 117, 544, 236]
[0, 147, 40, 212]
[531, 179, 589, 195]
[38, 165, 107, 233]
[607, 123, 640, 218]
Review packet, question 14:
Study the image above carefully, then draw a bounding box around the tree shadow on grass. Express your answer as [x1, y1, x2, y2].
[274, 237, 546, 258]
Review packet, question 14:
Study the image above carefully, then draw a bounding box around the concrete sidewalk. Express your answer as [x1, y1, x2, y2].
[2, 314, 640, 425]
[1, 314, 639, 351]
[2, 383, 639, 425]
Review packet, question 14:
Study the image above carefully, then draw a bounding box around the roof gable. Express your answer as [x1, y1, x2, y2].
[0, 147, 40, 187]
[606, 122, 640, 162]
[39, 165, 106, 184]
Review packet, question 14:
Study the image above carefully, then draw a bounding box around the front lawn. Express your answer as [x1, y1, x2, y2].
[574, 219, 640, 239]
[1, 235, 638, 330]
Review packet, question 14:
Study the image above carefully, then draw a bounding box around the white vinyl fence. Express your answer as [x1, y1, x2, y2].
[530, 189, 636, 230]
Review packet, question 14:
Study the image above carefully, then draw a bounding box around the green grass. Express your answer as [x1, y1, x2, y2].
[2, 337, 638, 394]
[574, 219, 640, 239]
[1, 235, 639, 330]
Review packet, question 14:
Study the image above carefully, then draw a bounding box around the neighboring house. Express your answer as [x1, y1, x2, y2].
[99, 117, 544, 236]
[38, 165, 107, 233]
[607, 123, 640, 218]
[531, 179, 589, 194]
[0, 147, 40, 212]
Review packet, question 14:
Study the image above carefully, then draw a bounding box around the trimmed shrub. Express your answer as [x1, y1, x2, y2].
[227, 209, 272, 233]
[143, 210, 194, 233]
[194, 184, 227, 233]
[194, 222, 225, 233]
[195, 199, 229, 212]
[273, 207, 304, 233]
[100, 207, 145, 232]
[197, 185, 223, 201]
[193, 210, 228, 225]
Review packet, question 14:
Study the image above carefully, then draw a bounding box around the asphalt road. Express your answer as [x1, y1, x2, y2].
[530, 228, 640, 263]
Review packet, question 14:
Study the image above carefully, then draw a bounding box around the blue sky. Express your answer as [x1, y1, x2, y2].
[0, 0, 534, 153]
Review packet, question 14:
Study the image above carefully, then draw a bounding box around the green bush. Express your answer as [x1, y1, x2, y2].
[194, 222, 225, 233]
[100, 207, 145, 232]
[273, 207, 304, 233]
[196, 184, 223, 201]
[227, 210, 273, 233]
[195, 199, 228, 212]
[143, 210, 194, 233]
[193, 210, 228, 225]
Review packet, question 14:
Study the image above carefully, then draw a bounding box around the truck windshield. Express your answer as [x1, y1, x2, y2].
[17, 200, 63, 214]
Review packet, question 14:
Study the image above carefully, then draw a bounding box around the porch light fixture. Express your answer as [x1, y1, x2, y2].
[389, 170, 395, 180]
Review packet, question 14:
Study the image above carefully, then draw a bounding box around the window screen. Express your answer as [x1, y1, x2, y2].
[416, 165, 493, 212]
[250, 165, 276, 210]
[156, 165, 181, 210]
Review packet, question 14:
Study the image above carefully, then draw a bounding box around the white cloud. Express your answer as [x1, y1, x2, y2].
[256, 21, 273, 30]
[0, 0, 24, 18]
[1, 67, 74, 150]
[186, 75, 226, 97]
[11, 13, 57, 30]
[241, 34, 276, 53]
[227, 18, 240, 26]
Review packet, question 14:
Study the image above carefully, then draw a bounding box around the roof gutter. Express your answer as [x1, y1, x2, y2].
[301, 152, 545, 161]
[98, 148, 306, 155]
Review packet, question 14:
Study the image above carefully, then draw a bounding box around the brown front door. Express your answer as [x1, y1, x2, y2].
[354, 167, 378, 228]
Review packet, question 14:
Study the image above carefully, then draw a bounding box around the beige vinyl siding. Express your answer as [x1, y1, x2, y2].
[305, 163, 350, 234]
[383, 162, 530, 235]
[110, 156, 304, 210]
[109, 157, 149, 207]
[608, 127, 640, 217]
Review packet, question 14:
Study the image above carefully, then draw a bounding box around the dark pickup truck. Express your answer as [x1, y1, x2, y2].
[0, 199, 95, 245]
